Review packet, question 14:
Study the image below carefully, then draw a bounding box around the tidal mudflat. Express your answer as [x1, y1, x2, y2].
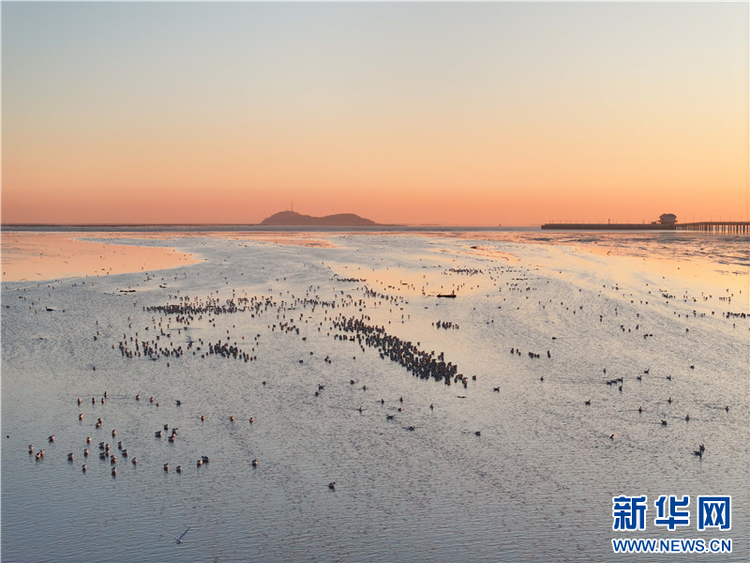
[2, 230, 747, 562]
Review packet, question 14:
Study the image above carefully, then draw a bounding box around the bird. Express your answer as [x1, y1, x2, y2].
[174, 527, 191, 544]
[252, 459, 258, 467]
[328, 482, 336, 490]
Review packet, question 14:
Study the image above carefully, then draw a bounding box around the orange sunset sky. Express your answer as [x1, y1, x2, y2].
[2, 2, 748, 226]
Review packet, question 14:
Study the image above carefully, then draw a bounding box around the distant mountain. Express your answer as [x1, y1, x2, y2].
[260, 211, 378, 226]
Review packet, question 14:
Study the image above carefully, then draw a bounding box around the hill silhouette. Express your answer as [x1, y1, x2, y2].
[260, 211, 378, 226]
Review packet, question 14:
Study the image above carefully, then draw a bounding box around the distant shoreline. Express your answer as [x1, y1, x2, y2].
[1, 224, 529, 232]
[3, 223, 746, 234]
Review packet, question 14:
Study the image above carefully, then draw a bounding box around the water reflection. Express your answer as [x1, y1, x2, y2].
[1, 231, 747, 562]
[1, 232, 200, 281]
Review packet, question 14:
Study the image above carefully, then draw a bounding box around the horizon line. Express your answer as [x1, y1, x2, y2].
[0, 222, 534, 228]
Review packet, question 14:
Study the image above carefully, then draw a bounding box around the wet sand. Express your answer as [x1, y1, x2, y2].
[1, 230, 747, 563]
[204, 231, 337, 249]
[1, 232, 200, 282]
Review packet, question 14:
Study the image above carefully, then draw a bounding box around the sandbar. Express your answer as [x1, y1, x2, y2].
[1, 232, 200, 282]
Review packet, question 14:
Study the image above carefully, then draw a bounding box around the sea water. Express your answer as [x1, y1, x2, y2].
[2, 229, 748, 562]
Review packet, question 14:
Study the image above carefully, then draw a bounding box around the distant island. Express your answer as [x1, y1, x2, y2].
[260, 211, 378, 226]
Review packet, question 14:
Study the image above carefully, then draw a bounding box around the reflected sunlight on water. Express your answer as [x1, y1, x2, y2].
[2, 230, 747, 562]
[1, 232, 200, 282]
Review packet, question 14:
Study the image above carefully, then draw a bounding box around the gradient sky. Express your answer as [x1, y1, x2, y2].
[2, 2, 748, 226]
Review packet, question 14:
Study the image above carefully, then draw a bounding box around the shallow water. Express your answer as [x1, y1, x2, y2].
[0, 232, 199, 282]
[2, 231, 748, 562]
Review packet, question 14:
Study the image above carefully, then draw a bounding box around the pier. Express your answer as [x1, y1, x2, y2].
[675, 222, 749, 234]
[541, 223, 674, 231]
[541, 221, 749, 233]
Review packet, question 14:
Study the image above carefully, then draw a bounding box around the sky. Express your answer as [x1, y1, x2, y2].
[2, 2, 748, 226]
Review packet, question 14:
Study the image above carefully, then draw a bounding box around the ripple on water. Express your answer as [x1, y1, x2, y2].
[2, 232, 748, 562]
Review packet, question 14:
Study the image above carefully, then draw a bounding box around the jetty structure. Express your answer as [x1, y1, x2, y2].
[542, 214, 749, 233]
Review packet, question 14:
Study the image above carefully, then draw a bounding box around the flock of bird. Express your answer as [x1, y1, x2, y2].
[26, 387, 349, 495]
[19, 249, 743, 524]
